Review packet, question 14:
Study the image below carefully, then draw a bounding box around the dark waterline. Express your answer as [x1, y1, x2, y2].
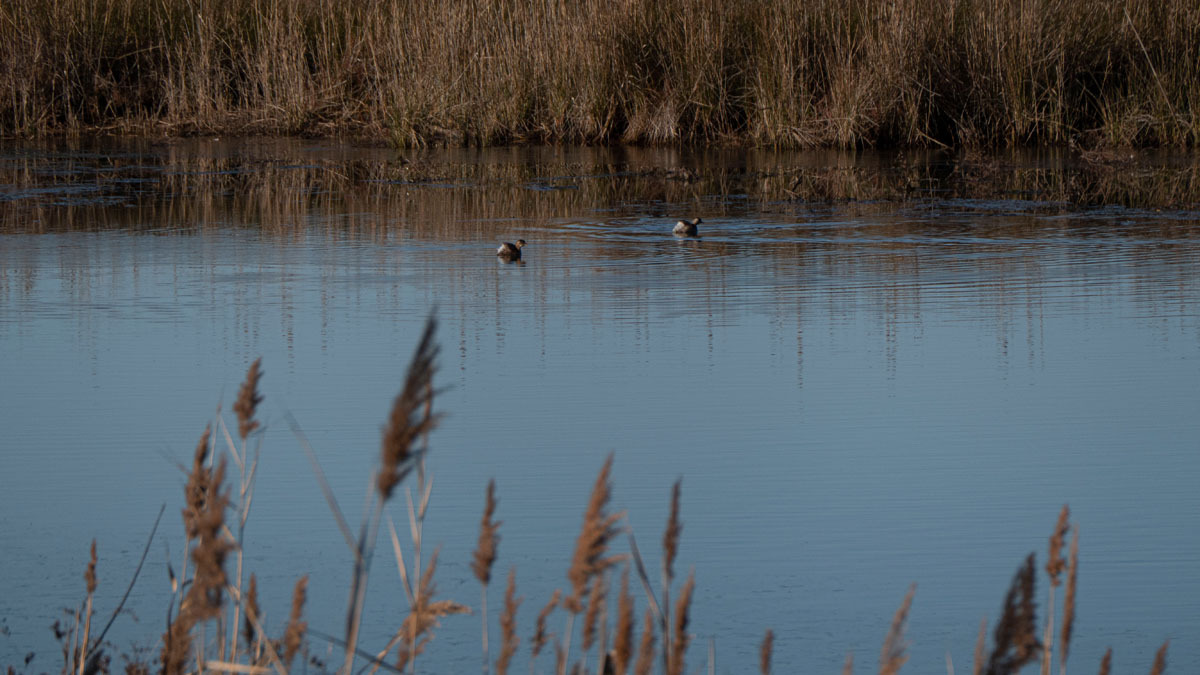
[1, 140, 1198, 673]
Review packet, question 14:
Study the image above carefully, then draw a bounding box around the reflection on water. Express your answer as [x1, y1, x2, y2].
[1, 140, 1198, 673]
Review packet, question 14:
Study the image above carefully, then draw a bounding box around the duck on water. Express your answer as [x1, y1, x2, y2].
[497, 239, 526, 260]
[673, 217, 701, 236]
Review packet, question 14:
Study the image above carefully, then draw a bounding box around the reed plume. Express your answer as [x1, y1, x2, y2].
[378, 318, 440, 502]
[395, 550, 470, 672]
[495, 568, 521, 675]
[473, 480, 501, 675]
[667, 571, 694, 675]
[233, 358, 263, 439]
[613, 568, 634, 675]
[662, 480, 682, 583]
[759, 629, 774, 675]
[986, 554, 1040, 675]
[531, 589, 561, 664]
[633, 610, 655, 675]
[77, 540, 97, 675]
[565, 454, 624, 613]
[1148, 641, 1168, 675]
[583, 571, 607, 653]
[842, 652, 855, 675]
[972, 619, 988, 675]
[880, 584, 915, 675]
[282, 575, 308, 668]
[1043, 506, 1070, 675]
[1097, 648, 1111, 675]
[1060, 528, 1079, 675]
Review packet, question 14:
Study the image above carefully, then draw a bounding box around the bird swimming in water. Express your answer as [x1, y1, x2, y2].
[497, 239, 526, 260]
[673, 217, 701, 236]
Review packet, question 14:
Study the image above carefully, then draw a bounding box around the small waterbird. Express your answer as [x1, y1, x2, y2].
[673, 217, 702, 236]
[497, 239, 526, 260]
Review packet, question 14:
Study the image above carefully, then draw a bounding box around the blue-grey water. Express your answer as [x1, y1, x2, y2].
[1, 140, 1198, 674]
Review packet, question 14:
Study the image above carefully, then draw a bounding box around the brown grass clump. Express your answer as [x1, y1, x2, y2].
[633, 610, 656, 675]
[986, 554, 1040, 675]
[880, 584, 915, 675]
[1148, 641, 1168, 675]
[565, 454, 624, 614]
[282, 576, 308, 668]
[759, 629, 774, 675]
[495, 568, 521, 675]
[667, 571, 694, 675]
[378, 318, 440, 502]
[232, 358, 263, 439]
[613, 568, 635, 675]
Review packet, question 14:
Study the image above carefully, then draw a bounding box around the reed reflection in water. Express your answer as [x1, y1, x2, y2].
[0, 141, 1198, 673]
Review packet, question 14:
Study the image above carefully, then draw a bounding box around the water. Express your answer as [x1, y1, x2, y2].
[1, 140, 1198, 674]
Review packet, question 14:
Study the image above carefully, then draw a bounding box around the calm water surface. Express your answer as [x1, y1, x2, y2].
[1, 140, 1198, 673]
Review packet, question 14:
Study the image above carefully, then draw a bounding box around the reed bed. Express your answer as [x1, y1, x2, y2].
[2, 0, 1199, 147]
[14, 315, 1177, 675]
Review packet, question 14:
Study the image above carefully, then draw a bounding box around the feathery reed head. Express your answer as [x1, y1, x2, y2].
[395, 549, 470, 670]
[614, 567, 634, 675]
[1097, 648, 1112, 675]
[85, 540, 97, 595]
[972, 618, 987, 675]
[233, 358, 263, 440]
[667, 570, 695, 675]
[282, 576, 308, 668]
[759, 629, 774, 675]
[1148, 641, 1168, 675]
[583, 570, 608, 651]
[378, 317, 440, 501]
[496, 568, 521, 675]
[633, 609, 656, 675]
[182, 425, 213, 539]
[841, 652, 854, 675]
[1046, 505, 1070, 586]
[987, 553, 1040, 675]
[472, 479, 501, 586]
[662, 480, 682, 583]
[1061, 527, 1079, 666]
[532, 589, 561, 659]
[880, 584, 915, 675]
[565, 454, 625, 614]
[185, 456, 232, 621]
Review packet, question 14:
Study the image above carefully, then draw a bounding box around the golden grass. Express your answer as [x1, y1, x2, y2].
[2, 0, 1199, 147]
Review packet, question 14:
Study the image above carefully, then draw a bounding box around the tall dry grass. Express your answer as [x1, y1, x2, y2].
[2, 0, 1198, 147]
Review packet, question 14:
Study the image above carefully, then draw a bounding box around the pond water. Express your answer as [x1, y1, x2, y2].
[1, 140, 1198, 674]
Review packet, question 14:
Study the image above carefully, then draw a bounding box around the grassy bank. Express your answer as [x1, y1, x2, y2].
[2, 0, 1199, 148]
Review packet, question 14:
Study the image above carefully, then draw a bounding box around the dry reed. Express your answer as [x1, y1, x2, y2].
[582, 572, 607, 653]
[1061, 527, 1079, 675]
[242, 574, 259, 651]
[473, 480, 501, 675]
[759, 629, 774, 675]
[986, 554, 1040, 675]
[842, 652, 855, 675]
[1148, 641, 1168, 675]
[1097, 648, 1111, 675]
[232, 358, 263, 440]
[613, 568, 634, 675]
[378, 318, 440, 501]
[394, 550, 470, 671]
[565, 455, 624, 613]
[667, 571, 694, 675]
[880, 584, 915, 675]
[633, 610, 655, 675]
[972, 619, 988, 675]
[282, 576, 308, 668]
[495, 569, 521, 675]
[531, 589, 561, 666]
